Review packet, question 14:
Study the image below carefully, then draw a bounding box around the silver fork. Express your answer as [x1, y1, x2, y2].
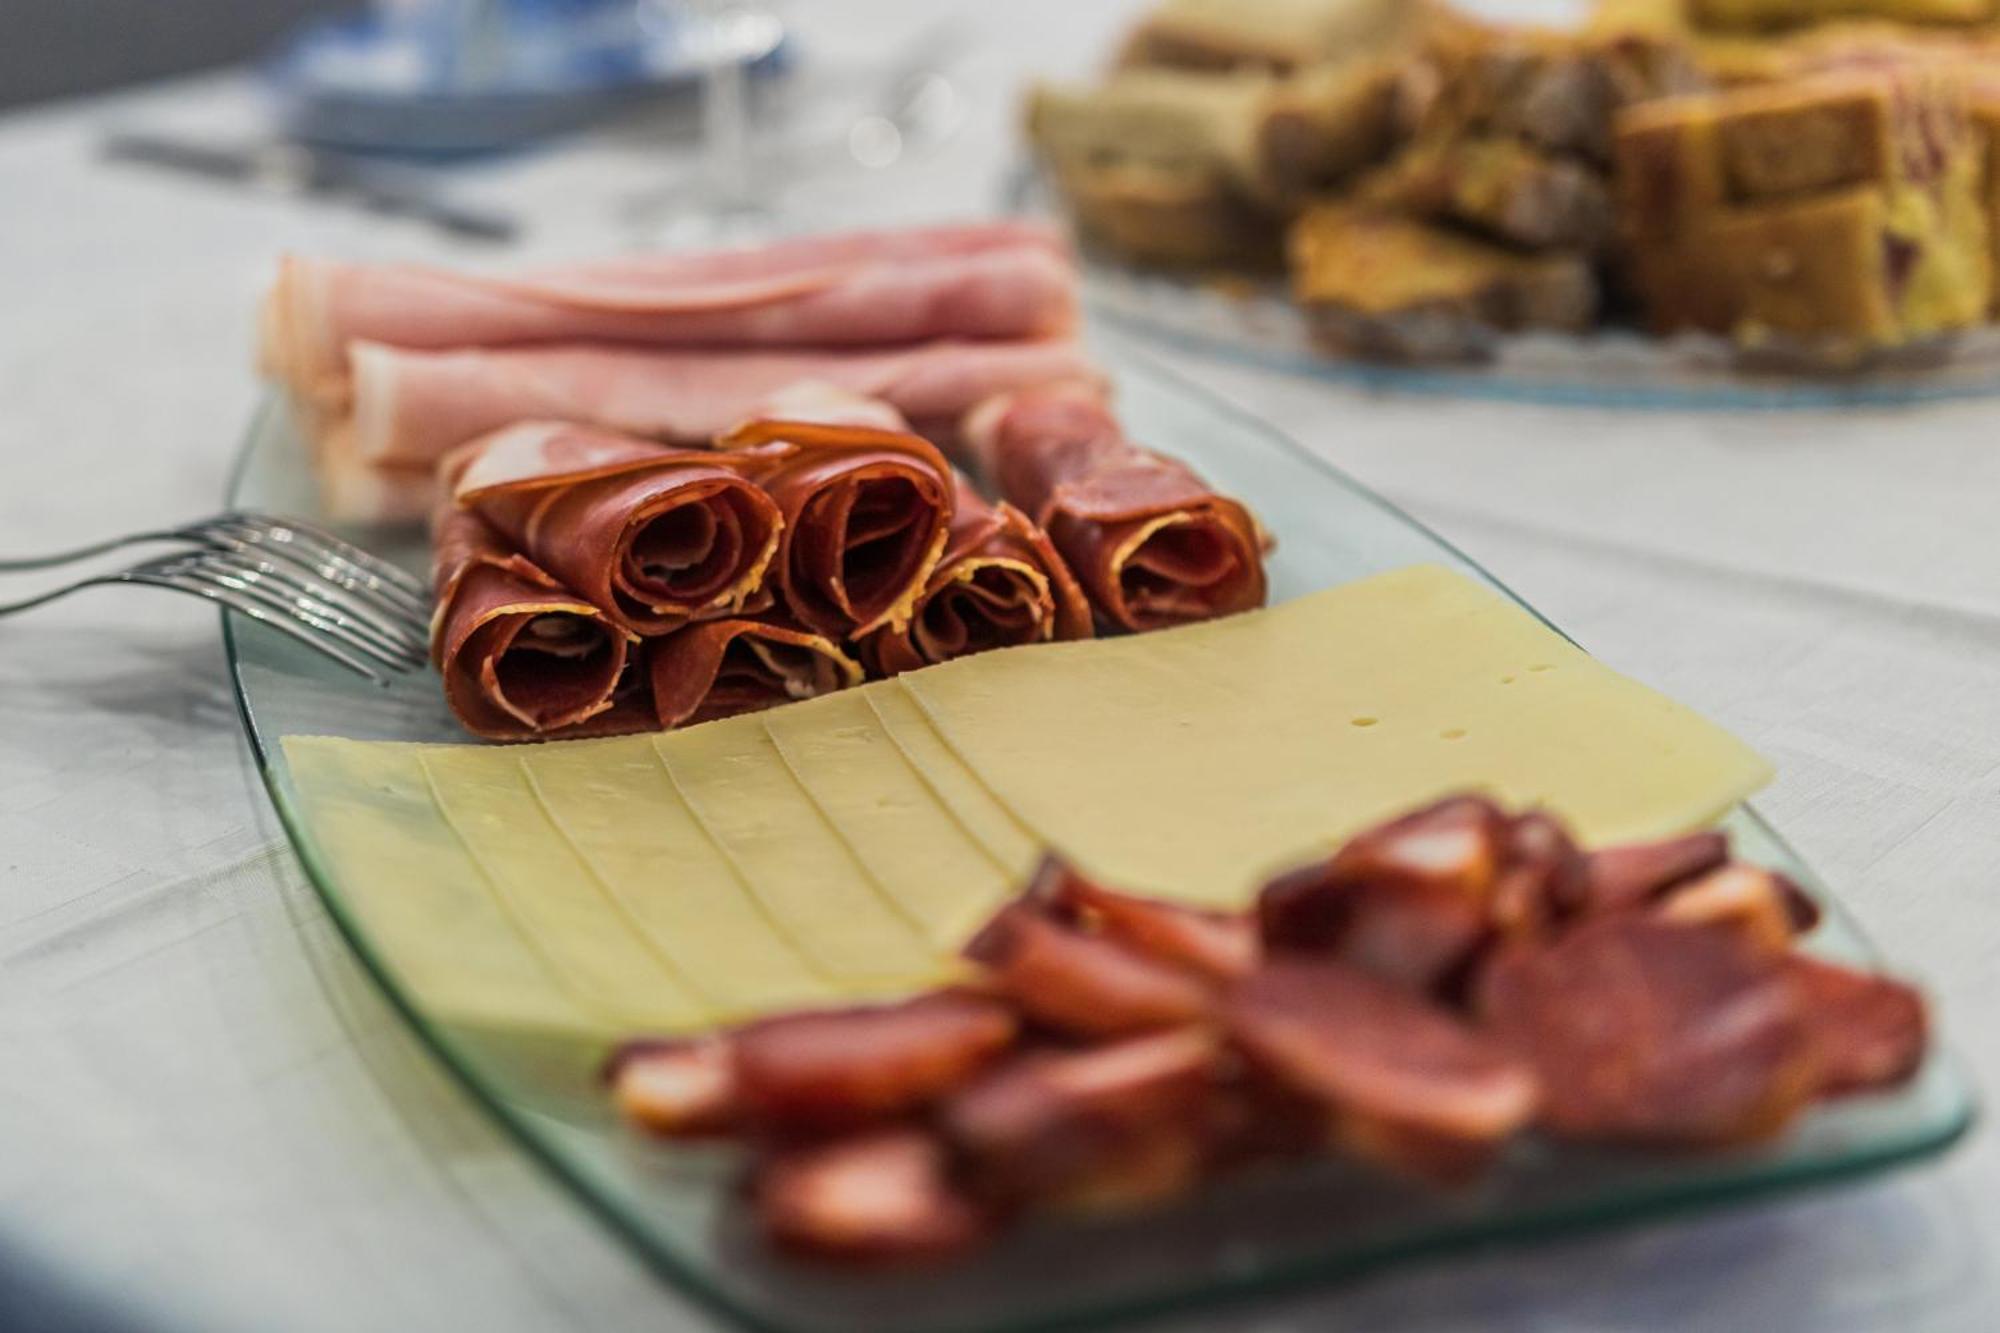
[0, 513, 432, 684]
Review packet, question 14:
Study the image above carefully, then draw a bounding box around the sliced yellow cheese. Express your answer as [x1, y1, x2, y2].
[648, 716, 949, 989]
[416, 745, 707, 1030]
[283, 736, 607, 1039]
[863, 683, 1041, 878]
[900, 564, 1772, 908]
[283, 562, 1770, 1041]
[762, 687, 1016, 947]
[514, 738, 827, 1018]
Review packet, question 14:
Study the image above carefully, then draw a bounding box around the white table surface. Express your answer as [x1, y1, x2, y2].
[1, 3, 1995, 1330]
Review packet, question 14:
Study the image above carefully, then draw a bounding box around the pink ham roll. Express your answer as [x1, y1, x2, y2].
[262, 221, 1076, 396]
[338, 337, 1102, 467]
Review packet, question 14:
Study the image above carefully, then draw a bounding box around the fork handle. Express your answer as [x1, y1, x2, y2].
[0, 529, 185, 573]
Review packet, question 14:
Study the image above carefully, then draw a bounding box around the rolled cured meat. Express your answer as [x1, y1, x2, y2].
[716, 417, 956, 640]
[428, 499, 639, 742]
[646, 614, 863, 729]
[961, 382, 1268, 632]
[260, 221, 1076, 396]
[448, 421, 782, 635]
[749, 382, 1093, 674]
[864, 476, 1093, 674]
[336, 336, 1100, 467]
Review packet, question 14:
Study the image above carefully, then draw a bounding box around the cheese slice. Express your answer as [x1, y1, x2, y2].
[863, 683, 1042, 878]
[514, 738, 826, 1018]
[648, 716, 949, 989]
[283, 737, 615, 1039]
[762, 686, 1017, 948]
[900, 564, 1773, 908]
[416, 745, 707, 1030]
[283, 563, 1770, 1040]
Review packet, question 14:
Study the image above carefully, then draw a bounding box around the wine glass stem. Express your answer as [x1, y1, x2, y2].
[700, 5, 757, 215]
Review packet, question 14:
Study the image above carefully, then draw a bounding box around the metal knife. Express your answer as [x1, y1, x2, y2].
[99, 129, 520, 243]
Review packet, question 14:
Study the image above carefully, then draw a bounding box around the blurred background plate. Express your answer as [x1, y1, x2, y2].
[264, 0, 788, 155]
[226, 338, 1976, 1333]
[1008, 170, 2000, 413]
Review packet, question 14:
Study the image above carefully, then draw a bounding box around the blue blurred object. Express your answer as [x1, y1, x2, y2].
[264, 0, 788, 155]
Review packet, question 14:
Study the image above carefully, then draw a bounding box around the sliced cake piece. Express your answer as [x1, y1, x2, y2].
[1288, 203, 1597, 360]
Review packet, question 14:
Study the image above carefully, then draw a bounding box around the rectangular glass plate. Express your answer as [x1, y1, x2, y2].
[226, 337, 1976, 1333]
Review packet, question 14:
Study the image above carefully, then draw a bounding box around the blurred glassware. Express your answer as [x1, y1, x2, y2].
[625, 12, 970, 244]
[265, 0, 786, 155]
[642, 0, 787, 244]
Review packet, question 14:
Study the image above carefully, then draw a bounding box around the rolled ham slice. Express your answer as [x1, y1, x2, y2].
[716, 417, 956, 640]
[646, 613, 863, 729]
[428, 500, 640, 742]
[449, 421, 781, 635]
[336, 337, 1100, 467]
[962, 382, 1268, 632]
[261, 222, 1075, 395]
[748, 383, 1092, 673]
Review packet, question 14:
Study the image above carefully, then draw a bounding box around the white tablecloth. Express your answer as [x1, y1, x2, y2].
[0, 4, 1993, 1330]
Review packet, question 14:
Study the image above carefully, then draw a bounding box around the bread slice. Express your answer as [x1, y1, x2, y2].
[1611, 68, 1991, 352]
[1688, 0, 1994, 32]
[1117, 0, 1412, 75]
[1053, 158, 1282, 267]
[1288, 203, 1597, 360]
[1353, 135, 1617, 251]
[1253, 58, 1403, 205]
[1029, 70, 1283, 265]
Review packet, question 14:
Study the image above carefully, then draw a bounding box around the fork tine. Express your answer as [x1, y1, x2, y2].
[143, 554, 425, 673]
[0, 513, 435, 628]
[211, 513, 429, 598]
[187, 548, 430, 657]
[116, 569, 397, 684]
[199, 514, 432, 616]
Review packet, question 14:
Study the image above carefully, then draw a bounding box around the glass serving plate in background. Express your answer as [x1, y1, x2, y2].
[1006, 171, 2000, 413]
[226, 339, 1976, 1333]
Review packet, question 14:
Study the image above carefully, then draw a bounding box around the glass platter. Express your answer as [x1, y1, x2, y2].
[226, 338, 1976, 1333]
[1006, 169, 2000, 412]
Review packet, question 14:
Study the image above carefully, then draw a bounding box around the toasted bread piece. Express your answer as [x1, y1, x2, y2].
[1054, 158, 1282, 267]
[1028, 70, 1272, 184]
[1030, 71, 1284, 266]
[1289, 203, 1597, 360]
[1254, 58, 1404, 204]
[1612, 68, 1990, 352]
[1354, 136, 1617, 251]
[1403, 22, 1708, 162]
[1118, 0, 1415, 75]
[1689, 0, 1994, 32]
[1971, 78, 2000, 311]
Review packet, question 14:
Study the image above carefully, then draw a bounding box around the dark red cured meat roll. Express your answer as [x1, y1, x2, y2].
[961, 381, 1267, 632]
[428, 499, 642, 741]
[716, 416, 956, 639]
[742, 382, 1091, 671]
[449, 420, 781, 635]
[862, 474, 1094, 675]
[645, 612, 863, 729]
